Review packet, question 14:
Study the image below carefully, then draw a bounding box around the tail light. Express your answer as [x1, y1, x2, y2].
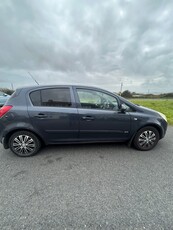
[0, 105, 13, 118]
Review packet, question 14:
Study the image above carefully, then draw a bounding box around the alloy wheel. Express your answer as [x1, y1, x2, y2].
[138, 130, 156, 149]
[12, 135, 36, 156]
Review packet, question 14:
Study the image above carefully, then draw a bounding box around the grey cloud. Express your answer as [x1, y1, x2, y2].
[0, 0, 173, 92]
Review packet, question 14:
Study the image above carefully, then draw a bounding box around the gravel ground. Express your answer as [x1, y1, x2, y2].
[0, 127, 173, 230]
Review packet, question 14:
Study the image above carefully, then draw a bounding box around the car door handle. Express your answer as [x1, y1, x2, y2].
[82, 116, 94, 121]
[34, 113, 48, 119]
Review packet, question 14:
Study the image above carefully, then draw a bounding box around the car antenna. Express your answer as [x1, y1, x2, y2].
[28, 72, 39, 85]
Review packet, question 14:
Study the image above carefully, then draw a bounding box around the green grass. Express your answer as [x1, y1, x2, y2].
[130, 99, 173, 125]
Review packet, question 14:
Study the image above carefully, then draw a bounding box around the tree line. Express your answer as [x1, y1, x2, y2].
[0, 88, 14, 95]
[120, 90, 173, 98]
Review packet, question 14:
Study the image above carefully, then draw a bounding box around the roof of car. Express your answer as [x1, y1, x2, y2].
[16, 85, 109, 92]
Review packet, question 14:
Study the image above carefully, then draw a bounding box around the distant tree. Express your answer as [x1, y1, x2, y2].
[163, 93, 173, 98]
[121, 90, 132, 98]
[0, 88, 14, 95]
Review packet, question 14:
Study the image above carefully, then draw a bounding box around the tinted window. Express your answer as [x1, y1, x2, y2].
[30, 90, 41, 106]
[77, 89, 119, 111]
[41, 88, 72, 107]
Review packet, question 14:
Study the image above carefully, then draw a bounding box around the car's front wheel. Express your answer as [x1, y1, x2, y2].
[133, 126, 159, 151]
[9, 131, 41, 157]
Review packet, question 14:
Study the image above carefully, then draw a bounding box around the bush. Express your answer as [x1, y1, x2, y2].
[0, 88, 14, 95]
[121, 90, 132, 98]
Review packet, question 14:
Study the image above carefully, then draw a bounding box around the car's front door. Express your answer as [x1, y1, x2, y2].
[75, 88, 131, 141]
[28, 87, 79, 143]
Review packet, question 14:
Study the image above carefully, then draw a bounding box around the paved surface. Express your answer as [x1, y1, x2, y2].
[0, 127, 173, 230]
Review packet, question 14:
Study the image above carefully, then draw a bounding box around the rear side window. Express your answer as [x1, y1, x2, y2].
[30, 88, 72, 107]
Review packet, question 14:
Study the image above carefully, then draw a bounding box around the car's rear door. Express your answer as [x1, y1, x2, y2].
[74, 87, 131, 141]
[27, 86, 79, 143]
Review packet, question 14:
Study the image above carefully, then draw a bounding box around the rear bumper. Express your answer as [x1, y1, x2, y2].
[1, 137, 7, 149]
[1, 136, 9, 149]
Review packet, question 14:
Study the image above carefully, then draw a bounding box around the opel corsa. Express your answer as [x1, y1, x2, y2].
[0, 85, 167, 157]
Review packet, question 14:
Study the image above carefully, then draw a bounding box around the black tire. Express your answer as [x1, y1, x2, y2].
[9, 131, 41, 157]
[133, 126, 159, 151]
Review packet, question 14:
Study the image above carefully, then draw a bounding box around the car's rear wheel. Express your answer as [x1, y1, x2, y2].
[9, 131, 41, 157]
[133, 126, 159, 151]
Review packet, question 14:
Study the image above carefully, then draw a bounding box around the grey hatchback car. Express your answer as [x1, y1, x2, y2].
[0, 85, 167, 157]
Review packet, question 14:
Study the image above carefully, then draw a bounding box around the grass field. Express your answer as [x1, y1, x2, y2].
[130, 99, 173, 125]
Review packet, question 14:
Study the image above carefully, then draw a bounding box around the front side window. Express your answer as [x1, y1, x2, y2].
[77, 89, 119, 111]
[30, 88, 72, 107]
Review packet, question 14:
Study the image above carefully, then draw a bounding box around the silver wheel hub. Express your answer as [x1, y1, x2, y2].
[12, 135, 35, 155]
[138, 130, 156, 148]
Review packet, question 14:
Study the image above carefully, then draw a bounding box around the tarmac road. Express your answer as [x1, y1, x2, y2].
[0, 127, 173, 230]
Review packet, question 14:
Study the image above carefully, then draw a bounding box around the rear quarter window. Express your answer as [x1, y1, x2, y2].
[30, 90, 41, 106]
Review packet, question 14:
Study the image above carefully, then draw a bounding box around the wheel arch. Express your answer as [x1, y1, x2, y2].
[128, 123, 163, 147]
[138, 124, 162, 139]
[3, 128, 45, 149]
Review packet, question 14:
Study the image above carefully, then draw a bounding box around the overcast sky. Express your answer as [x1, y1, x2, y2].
[0, 0, 173, 93]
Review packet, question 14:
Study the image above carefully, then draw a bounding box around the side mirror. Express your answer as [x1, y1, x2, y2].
[3, 93, 7, 97]
[120, 104, 127, 113]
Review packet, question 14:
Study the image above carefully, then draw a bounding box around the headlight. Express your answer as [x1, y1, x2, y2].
[158, 112, 167, 122]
